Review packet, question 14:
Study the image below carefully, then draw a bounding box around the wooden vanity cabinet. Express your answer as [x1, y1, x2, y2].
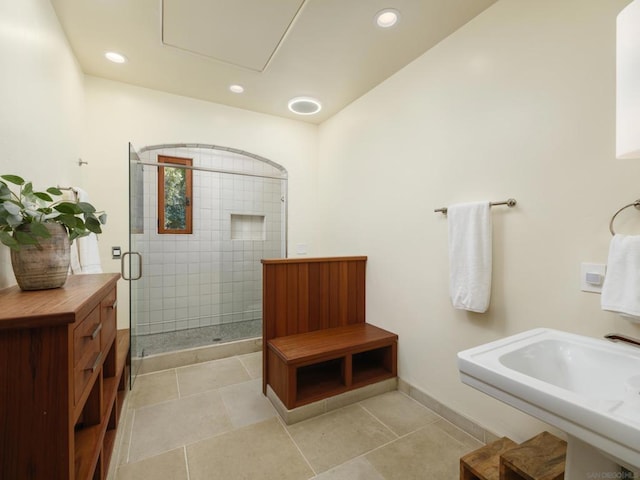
[0, 273, 128, 480]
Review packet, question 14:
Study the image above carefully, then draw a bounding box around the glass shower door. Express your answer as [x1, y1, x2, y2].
[127, 143, 145, 385]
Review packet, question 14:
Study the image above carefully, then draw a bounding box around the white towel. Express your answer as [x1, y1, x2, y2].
[448, 201, 492, 313]
[601, 234, 640, 319]
[72, 187, 103, 274]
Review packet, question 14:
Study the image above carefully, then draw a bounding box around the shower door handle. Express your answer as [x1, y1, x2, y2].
[121, 251, 143, 280]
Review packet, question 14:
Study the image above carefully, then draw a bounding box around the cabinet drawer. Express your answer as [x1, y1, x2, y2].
[73, 305, 102, 404]
[100, 287, 117, 351]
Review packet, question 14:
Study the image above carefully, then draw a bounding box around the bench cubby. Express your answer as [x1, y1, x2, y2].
[296, 357, 345, 404]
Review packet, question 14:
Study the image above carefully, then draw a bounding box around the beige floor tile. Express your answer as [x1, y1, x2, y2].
[219, 377, 276, 428]
[129, 370, 179, 408]
[128, 389, 233, 462]
[365, 421, 474, 479]
[314, 457, 385, 480]
[359, 391, 439, 436]
[286, 404, 396, 473]
[176, 357, 251, 397]
[186, 418, 314, 480]
[238, 351, 262, 379]
[116, 448, 188, 480]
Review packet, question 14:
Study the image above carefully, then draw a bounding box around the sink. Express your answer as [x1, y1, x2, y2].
[457, 328, 640, 475]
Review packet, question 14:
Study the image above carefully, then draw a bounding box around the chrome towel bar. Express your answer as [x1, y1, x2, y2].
[434, 198, 517, 215]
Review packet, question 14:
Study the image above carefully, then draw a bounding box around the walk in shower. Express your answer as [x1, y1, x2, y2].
[127, 144, 287, 368]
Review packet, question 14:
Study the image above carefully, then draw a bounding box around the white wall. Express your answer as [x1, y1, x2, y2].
[0, 0, 85, 288]
[317, 0, 640, 441]
[82, 77, 318, 327]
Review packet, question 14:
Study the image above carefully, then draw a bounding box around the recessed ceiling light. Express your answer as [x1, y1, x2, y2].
[105, 51, 127, 64]
[375, 8, 400, 28]
[229, 84, 245, 93]
[287, 97, 322, 115]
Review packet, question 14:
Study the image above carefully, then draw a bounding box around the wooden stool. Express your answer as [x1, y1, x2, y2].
[460, 437, 519, 480]
[499, 431, 567, 480]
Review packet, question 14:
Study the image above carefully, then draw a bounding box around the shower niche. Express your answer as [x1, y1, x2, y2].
[231, 214, 266, 240]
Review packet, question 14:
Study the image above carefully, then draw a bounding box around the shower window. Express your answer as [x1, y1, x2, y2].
[158, 155, 192, 234]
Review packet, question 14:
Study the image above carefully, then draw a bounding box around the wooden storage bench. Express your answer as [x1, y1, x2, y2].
[267, 323, 397, 408]
[262, 256, 398, 410]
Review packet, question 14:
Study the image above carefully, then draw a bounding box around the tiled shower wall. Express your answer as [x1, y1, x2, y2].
[133, 146, 286, 336]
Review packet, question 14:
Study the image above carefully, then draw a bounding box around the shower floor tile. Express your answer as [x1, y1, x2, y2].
[135, 319, 262, 356]
[112, 353, 483, 480]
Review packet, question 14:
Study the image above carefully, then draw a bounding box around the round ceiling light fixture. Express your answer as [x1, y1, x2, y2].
[375, 8, 400, 28]
[287, 96, 322, 115]
[229, 84, 245, 93]
[105, 51, 127, 64]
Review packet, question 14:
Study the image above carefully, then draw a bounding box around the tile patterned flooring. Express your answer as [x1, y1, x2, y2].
[111, 352, 483, 480]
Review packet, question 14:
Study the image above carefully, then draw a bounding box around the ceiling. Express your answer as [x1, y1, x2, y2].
[50, 0, 497, 124]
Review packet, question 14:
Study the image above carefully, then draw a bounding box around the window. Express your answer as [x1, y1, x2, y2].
[158, 155, 192, 234]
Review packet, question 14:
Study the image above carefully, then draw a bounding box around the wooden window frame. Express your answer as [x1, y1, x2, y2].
[158, 155, 193, 234]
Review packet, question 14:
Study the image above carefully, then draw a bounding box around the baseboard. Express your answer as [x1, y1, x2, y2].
[267, 378, 398, 425]
[397, 377, 500, 445]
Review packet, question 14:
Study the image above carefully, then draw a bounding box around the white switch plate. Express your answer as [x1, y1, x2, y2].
[580, 263, 606, 293]
[295, 243, 307, 255]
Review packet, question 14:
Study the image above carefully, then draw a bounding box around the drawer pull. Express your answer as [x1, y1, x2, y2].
[85, 352, 103, 372]
[109, 300, 118, 309]
[86, 323, 102, 340]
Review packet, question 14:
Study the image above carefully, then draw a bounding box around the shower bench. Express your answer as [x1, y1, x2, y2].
[262, 256, 398, 410]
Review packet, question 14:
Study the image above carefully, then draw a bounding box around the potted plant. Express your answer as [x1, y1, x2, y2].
[0, 174, 107, 290]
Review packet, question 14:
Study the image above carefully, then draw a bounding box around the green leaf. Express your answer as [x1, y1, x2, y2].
[85, 216, 102, 234]
[22, 182, 33, 195]
[0, 182, 11, 199]
[14, 230, 40, 246]
[57, 214, 80, 229]
[46, 187, 63, 196]
[28, 222, 52, 239]
[0, 175, 25, 186]
[54, 202, 81, 214]
[77, 202, 96, 214]
[69, 229, 82, 242]
[0, 231, 19, 250]
[34, 192, 54, 202]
